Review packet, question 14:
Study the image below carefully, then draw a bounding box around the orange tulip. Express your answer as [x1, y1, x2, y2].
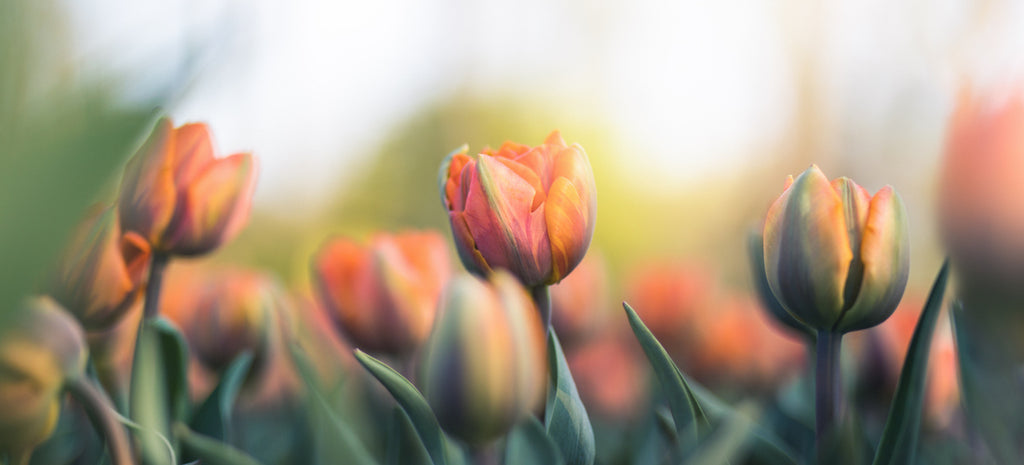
[566, 333, 647, 420]
[312, 231, 451, 356]
[118, 118, 257, 256]
[624, 261, 717, 358]
[50, 206, 150, 329]
[439, 131, 597, 287]
[764, 165, 909, 333]
[420, 271, 548, 444]
[939, 88, 1024, 289]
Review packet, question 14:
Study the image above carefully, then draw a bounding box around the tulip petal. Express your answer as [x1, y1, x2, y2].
[438, 145, 470, 211]
[494, 156, 546, 211]
[118, 118, 177, 244]
[544, 130, 567, 148]
[545, 177, 589, 283]
[313, 239, 377, 347]
[164, 153, 256, 255]
[835, 187, 910, 332]
[171, 123, 216, 185]
[449, 211, 494, 276]
[763, 166, 852, 329]
[552, 145, 597, 218]
[466, 155, 552, 286]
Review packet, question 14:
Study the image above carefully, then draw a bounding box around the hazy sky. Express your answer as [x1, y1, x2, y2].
[62, 0, 1024, 214]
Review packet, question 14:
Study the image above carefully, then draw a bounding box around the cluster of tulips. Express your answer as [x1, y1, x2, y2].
[4, 85, 1024, 465]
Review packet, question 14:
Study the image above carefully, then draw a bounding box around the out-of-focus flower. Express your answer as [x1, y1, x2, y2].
[624, 261, 716, 358]
[439, 131, 597, 287]
[550, 251, 610, 345]
[747, 231, 813, 339]
[566, 333, 647, 420]
[50, 206, 150, 330]
[118, 118, 257, 256]
[0, 297, 87, 460]
[764, 165, 909, 333]
[290, 294, 359, 390]
[939, 89, 1024, 290]
[420, 271, 547, 444]
[685, 295, 805, 390]
[312, 231, 450, 356]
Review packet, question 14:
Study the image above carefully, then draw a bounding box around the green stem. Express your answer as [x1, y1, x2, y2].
[66, 377, 134, 465]
[530, 285, 552, 333]
[141, 252, 169, 320]
[815, 330, 842, 463]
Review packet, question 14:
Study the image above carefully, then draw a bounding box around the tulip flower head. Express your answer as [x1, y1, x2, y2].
[0, 297, 87, 459]
[50, 206, 151, 329]
[313, 231, 451, 356]
[118, 118, 257, 256]
[439, 131, 597, 287]
[763, 166, 909, 333]
[420, 271, 548, 445]
[939, 89, 1024, 290]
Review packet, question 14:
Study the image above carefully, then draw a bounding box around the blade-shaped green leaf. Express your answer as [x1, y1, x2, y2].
[354, 349, 448, 465]
[506, 417, 565, 465]
[288, 345, 378, 465]
[623, 302, 709, 439]
[188, 351, 253, 442]
[544, 331, 596, 465]
[153, 318, 191, 423]
[130, 317, 189, 465]
[872, 261, 949, 465]
[387, 407, 433, 465]
[174, 423, 264, 465]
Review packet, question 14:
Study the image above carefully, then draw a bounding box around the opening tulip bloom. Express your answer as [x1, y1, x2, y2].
[50, 206, 150, 330]
[420, 271, 547, 445]
[763, 166, 909, 333]
[118, 118, 257, 256]
[439, 131, 597, 287]
[312, 231, 451, 356]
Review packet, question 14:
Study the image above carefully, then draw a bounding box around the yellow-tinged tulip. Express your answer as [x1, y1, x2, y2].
[118, 118, 257, 256]
[420, 271, 547, 445]
[763, 166, 909, 333]
[439, 131, 597, 287]
[50, 206, 151, 330]
[939, 89, 1024, 289]
[312, 231, 451, 356]
[0, 297, 87, 459]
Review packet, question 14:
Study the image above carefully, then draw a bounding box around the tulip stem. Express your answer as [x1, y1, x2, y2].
[141, 252, 169, 320]
[814, 330, 842, 463]
[66, 377, 134, 465]
[530, 286, 552, 333]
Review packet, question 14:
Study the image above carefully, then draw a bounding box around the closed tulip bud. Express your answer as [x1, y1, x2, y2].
[313, 231, 451, 356]
[939, 89, 1024, 291]
[763, 166, 909, 333]
[118, 118, 257, 256]
[50, 206, 151, 330]
[439, 131, 597, 287]
[186, 271, 278, 372]
[420, 271, 547, 444]
[0, 297, 87, 459]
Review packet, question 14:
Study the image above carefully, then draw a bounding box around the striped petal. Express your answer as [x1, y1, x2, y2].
[118, 118, 177, 244]
[545, 177, 590, 283]
[763, 165, 852, 330]
[835, 186, 910, 332]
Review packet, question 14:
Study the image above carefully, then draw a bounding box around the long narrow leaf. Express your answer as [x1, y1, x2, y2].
[544, 332, 596, 465]
[872, 261, 950, 465]
[174, 423, 264, 465]
[189, 352, 253, 442]
[354, 349, 448, 465]
[506, 417, 565, 465]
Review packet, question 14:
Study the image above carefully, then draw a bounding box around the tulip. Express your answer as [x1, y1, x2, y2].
[763, 165, 909, 334]
[439, 131, 597, 287]
[419, 271, 547, 444]
[939, 89, 1024, 291]
[118, 118, 257, 256]
[0, 297, 87, 462]
[313, 231, 450, 356]
[50, 206, 151, 330]
[566, 334, 647, 420]
[183, 270, 277, 372]
[624, 261, 717, 361]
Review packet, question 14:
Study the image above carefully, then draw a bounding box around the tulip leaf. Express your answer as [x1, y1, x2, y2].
[131, 317, 192, 465]
[544, 331, 596, 465]
[506, 417, 565, 465]
[174, 423, 264, 465]
[354, 349, 450, 465]
[188, 351, 253, 444]
[623, 302, 709, 439]
[387, 407, 433, 465]
[288, 345, 378, 465]
[872, 261, 949, 465]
